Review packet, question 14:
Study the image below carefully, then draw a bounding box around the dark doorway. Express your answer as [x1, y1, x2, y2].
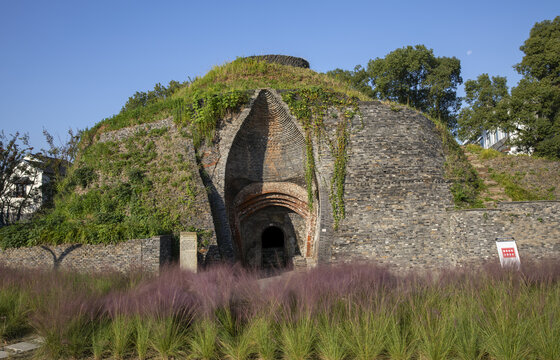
[261, 226, 285, 268]
[262, 226, 284, 248]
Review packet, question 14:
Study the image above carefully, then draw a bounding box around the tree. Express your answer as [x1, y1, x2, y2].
[326, 65, 375, 98]
[0, 132, 41, 226]
[509, 16, 560, 158]
[425, 56, 463, 126]
[508, 77, 560, 157]
[0, 128, 79, 227]
[457, 74, 509, 143]
[455, 17, 560, 158]
[515, 16, 560, 85]
[41, 128, 81, 207]
[42, 128, 80, 179]
[120, 80, 185, 113]
[367, 45, 462, 129]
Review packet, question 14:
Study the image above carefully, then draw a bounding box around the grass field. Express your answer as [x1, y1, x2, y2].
[1, 261, 559, 359]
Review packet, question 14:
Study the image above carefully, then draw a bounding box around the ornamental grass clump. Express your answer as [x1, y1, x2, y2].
[1, 260, 560, 359]
[0, 287, 30, 341]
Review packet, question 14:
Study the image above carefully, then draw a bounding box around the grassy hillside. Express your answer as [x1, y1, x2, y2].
[0, 124, 213, 249]
[464, 144, 559, 207]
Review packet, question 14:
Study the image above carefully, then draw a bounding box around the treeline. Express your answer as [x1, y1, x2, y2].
[328, 45, 462, 131]
[328, 16, 560, 159]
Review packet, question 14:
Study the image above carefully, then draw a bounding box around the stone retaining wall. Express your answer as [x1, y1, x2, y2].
[0, 236, 172, 273]
[448, 201, 560, 266]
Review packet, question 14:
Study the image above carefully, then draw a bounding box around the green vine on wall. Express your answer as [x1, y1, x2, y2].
[282, 87, 360, 229]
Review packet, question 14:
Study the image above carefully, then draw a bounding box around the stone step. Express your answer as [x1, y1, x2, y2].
[5, 341, 40, 353]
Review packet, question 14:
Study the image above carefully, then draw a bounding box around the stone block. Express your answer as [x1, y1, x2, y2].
[180, 232, 198, 272]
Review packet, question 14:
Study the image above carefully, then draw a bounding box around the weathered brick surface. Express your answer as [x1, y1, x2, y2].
[0, 236, 172, 273]
[326, 103, 454, 268]
[247, 55, 310, 68]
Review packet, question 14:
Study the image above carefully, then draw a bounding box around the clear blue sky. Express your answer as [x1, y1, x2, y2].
[1, 0, 558, 149]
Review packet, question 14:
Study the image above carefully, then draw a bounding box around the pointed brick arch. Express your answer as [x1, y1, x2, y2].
[222, 89, 318, 266]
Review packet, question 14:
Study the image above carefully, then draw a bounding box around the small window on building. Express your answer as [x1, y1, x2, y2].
[13, 177, 31, 198]
[14, 183, 26, 197]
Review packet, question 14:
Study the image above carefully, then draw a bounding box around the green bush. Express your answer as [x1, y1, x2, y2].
[479, 148, 504, 160]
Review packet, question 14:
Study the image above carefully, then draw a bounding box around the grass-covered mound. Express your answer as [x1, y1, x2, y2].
[86, 57, 369, 142]
[0, 56, 482, 249]
[433, 121, 484, 208]
[0, 125, 210, 249]
[0, 58, 369, 249]
[1, 262, 560, 359]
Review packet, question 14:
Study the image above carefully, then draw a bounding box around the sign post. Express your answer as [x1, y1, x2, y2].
[495, 238, 521, 269]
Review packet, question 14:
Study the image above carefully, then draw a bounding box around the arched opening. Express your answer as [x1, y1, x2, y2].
[261, 225, 285, 268]
[262, 226, 284, 248]
[220, 90, 318, 269]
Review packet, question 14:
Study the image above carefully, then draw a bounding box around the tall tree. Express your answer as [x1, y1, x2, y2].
[425, 56, 463, 126]
[457, 74, 509, 143]
[509, 77, 560, 157]
[509, 16, 560, 158]
[367, 45, 462, 129]
[515, 16, 560, 84]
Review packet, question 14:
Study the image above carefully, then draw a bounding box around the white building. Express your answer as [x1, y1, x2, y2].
[0, 155, 67, 226]
[480, 129, 525, 155]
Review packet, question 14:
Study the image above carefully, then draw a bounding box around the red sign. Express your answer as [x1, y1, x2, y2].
[501, 247, 516, 258]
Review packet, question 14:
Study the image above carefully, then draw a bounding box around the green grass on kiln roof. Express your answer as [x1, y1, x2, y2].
[87, 57, 370, 138]
[176, 57, 370, 99]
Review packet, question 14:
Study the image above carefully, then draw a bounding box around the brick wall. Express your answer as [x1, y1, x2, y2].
[0, 236, 172, 273]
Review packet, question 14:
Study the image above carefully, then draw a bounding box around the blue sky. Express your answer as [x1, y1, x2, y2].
[1, 0, 558, 149]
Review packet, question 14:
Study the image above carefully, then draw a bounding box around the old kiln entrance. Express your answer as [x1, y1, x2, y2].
[223, 89, 317, 269]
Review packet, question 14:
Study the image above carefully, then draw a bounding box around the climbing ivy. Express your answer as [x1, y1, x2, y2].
[282, 87, 360, 229]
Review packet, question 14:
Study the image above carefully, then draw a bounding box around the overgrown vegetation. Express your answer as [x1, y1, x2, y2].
[86, 57, 369, 141]
[458, 16, 560, 159]
[0, 126, 206, 248]
[0, 57, 372, 248]
[0, 56, 483, 246]
[282, 87, 360, 228]
[466, 144, 559, 202]
[1, 262, 560, 359]
[433, 120, 484, 208]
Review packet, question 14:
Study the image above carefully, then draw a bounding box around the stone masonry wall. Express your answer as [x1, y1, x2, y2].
[33, 95, 553, 272]
[327, 102, 454, 269]
[448, 201, 560, 266]
[0, 236, 173, 273]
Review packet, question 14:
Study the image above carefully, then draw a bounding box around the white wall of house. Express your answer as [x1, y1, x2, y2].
[480, 129, 526, 155]
[481, 129, 508, 149]
[1, 157, 48, 223]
